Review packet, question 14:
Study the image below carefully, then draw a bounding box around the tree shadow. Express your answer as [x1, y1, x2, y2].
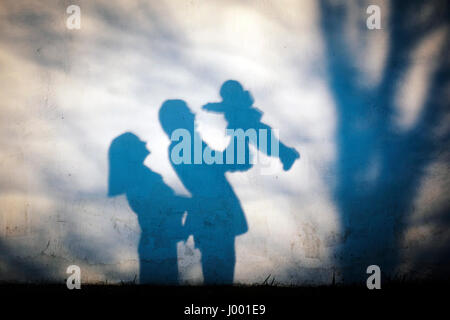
[319, 0, 449, 282]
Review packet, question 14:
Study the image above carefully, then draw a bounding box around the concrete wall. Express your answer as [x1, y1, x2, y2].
[0, 0, 448, 284]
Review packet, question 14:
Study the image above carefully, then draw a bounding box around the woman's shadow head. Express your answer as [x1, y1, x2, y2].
[108, 132, 149, 197]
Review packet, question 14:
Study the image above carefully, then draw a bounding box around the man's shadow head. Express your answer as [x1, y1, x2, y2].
[159, 99, 195, 136]
[108, 132, 149, 197]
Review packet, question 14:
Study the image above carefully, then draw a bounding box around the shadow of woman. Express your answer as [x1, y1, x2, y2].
[108, 132, 188, 284]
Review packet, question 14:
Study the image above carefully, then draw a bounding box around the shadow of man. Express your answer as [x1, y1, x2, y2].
[108, 132, 188, 284]
[159, 100, 252, 284]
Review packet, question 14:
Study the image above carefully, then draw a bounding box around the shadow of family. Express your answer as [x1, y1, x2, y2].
[108, 80, 299, 285]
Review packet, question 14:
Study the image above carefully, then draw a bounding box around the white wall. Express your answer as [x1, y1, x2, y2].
[0, 0, 448, 284]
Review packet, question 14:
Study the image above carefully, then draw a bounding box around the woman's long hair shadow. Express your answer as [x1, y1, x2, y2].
[108, 132, 188, 284]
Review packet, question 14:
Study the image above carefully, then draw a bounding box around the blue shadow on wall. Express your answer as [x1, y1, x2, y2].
[202, 80, 300, 170]
[108, 132, 189, 284]
[319, 0, 450, 282]
[108, 80, 300, 285]
[159, 99, 251, 284]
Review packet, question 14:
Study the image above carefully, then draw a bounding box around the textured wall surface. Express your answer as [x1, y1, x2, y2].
[0, 0, 448, 284]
